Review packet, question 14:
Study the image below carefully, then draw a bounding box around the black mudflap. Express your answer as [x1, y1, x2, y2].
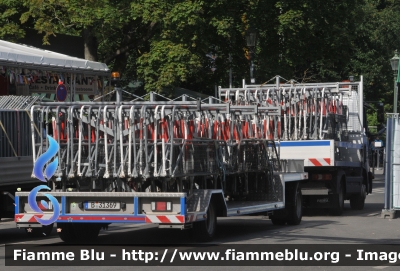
[303, 194, 339, 209]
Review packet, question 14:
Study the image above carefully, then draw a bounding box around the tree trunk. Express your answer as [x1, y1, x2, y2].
[83, 27, 98, 61]
[112, 52, 129, 77]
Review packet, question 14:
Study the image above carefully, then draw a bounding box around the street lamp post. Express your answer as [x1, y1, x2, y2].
[390, 50, 399, 113]
[246, 27, 258, 84]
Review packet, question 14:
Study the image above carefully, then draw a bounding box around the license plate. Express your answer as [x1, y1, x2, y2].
[85, 201, 120, 210]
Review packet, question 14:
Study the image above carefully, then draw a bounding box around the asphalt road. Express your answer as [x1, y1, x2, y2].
[1, 174, 399, 271]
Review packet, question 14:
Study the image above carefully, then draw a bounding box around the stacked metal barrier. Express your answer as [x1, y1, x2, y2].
[0, 96, 39, 158]
[0, 96, 41, 185]
[219, 80, 362, 141]
[29, 77, 363, 193]
[30, 98, 281, 190]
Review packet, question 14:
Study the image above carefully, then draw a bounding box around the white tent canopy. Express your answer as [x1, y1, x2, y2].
[0, 39, 110, 76]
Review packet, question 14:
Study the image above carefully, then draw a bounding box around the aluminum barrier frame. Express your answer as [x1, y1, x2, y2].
[382, 113, 400, 219]
[29, 99, 282, 196]
[219, 78, 363, 142]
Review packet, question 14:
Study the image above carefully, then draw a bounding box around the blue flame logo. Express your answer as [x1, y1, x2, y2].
[33, 135, 59, 182]
[28, 135, 61, 225]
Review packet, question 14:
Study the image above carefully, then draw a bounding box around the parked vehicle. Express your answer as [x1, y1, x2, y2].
[219, 76, 371, 215]
[14, 91, 307, 242]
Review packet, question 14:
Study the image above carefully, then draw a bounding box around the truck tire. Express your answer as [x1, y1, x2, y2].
[269, 182, 302, 225]
[270, 217, 286, 225]
[193, 201, 217, 241]
[367, 172, 373, 194]
[58, 223, 77, 243]
[25, 223, 54, 237]
[330, 180, 344, 216]
[286, 183, 302, 225]
[350, 184, 366, 210]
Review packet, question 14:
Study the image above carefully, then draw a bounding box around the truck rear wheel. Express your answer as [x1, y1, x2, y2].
[286, 183, 302, 225]
[350, 184, 366, 210]
[270, 182, 302, 225]
[330, 181, 344, 216]
[270, 217, 286, 225]
[193, 201, 216, 241]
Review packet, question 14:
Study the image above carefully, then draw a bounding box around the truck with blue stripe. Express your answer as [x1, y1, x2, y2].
[219, 76, 371, 216]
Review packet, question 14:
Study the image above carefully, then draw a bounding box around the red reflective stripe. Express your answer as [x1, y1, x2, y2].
[124, 118, 129, 130]
[156, 216, 171, 223]
[321, 101, 326, 116]
[263, 119, 267, 138]
[243, 121, 249, 138]
[29, 215, 42, 222]
[213, 120, 218, 139]
[173, 120, 180, 138]
[60, 121, 65, 140]
[148, 123, 155, 141]
[37, 201, 47, 210]
[161, 119, 169, 142]
[180, 119, 185, 139]
[224, 120, 230, 140]
[324, 158, 331, 165]
[91, 128, 95, 143]
[309, 159, 322, 166]
[269, 120, 274, 140]
[188, 120, 194, 140]
[233, 123, 239, 141]
[52, 119, 58, 140]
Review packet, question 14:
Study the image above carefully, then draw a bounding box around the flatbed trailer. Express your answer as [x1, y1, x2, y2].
[14, 96, 307, 241]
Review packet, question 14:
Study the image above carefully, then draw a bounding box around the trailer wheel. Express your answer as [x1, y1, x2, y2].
[269, 182, 302, 225]
[193, 201, 216, 241]
[286, 183, 302, 225]
[25, 223, 54, 237]
[330, 180, 344, 216]
[58, 223, 77, 243]
[350, 184, 366, 210]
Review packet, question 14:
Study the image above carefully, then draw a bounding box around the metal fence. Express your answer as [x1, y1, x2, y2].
[0, 109, 33, 157]
[383, 113, 400, 214]
[0, 96, 39, 158]
[30, 102, 282, 182]
[219, 79, 363, 141]
[0, 96, 39, 185]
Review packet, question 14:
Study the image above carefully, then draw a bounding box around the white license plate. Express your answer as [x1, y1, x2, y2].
[85, 201, 120, 210]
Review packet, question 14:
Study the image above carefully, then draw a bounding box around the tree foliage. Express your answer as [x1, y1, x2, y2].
[0, 0, 398, 119]
[0, 0, 25, 41]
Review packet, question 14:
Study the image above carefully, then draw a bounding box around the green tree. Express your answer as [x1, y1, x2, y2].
[1, 0, 399, 110]
[0, 0, 25, 41]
